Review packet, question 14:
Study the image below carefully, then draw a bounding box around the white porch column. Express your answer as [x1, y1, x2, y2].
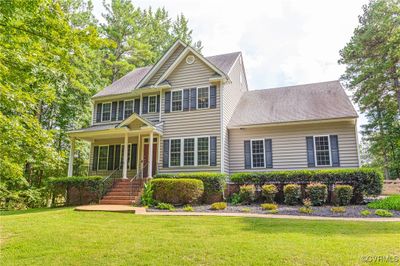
[67, 138, 75, 177]
[148, 131, 154, 178]
[123, 133, 128, 179]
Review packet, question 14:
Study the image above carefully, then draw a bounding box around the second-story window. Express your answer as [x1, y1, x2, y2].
[148, 95, 157, 113]
[197, 87, 209, 109]
[172, 90, 182, 111]
[124, 100, 134, 119]
[102, 103, 111, 121]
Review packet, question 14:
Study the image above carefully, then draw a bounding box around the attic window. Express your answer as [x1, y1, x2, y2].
[186, 55, 195, 65]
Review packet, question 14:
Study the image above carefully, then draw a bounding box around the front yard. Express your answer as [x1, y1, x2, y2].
[1, 208, 399, 265]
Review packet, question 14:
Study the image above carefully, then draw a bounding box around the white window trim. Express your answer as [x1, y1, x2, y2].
[250, 139, 265, 169]
[197, 86, 210, 110]
[169, 136, 210, 167]
[148, 95, 158, 113]
[313, 135, 332, 167]
[171, 90, 183, 112]
[123, 99, 135, 119]
[97, 145, 109, 170]
[101, 102, 112, 122]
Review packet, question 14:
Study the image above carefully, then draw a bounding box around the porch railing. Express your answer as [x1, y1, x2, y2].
[129, 160, 148, 200]
[100, 165, 122, 199]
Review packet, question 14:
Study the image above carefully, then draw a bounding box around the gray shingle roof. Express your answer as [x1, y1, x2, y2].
[92, 52, 241, 99]
[69, 123, 120, 133]
[228, 80, 358, 127]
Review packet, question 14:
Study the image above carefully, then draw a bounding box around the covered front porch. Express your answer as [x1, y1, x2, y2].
[67, 113, 163, 179]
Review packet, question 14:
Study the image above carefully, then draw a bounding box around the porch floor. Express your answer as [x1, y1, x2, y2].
[75, 205, 146, 214]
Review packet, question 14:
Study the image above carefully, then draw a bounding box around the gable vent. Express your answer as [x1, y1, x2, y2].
[186, 55, 195, 64]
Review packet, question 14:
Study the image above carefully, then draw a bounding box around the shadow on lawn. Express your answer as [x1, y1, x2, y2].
[0, 207, 71, 216]
[237, 216, 400, 236]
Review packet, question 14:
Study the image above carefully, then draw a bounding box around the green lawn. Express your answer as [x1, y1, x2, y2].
[1, 208, 399, 265]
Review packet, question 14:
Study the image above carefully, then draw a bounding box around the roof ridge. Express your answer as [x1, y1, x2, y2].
[246, 80, 340, 93]
[205, 51, 241, 58]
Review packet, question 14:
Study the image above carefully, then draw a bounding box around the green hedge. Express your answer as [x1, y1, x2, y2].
[151, 178, 204, 205]
[154, 172, 226, 203]
[230, 168, 383, 198]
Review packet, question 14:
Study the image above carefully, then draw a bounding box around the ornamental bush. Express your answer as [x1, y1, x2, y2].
[151, 178, 204, 205]
[284, 184, 301, 205]
[306, 183, 328, 206]
[260, 203, 278, 210]
[153, 172, 226, 203]
[239, 185, 255, 204]
[334, 185, 353, 206]
[367, 195, 400, 211]
[261, 184, 278, 203]
[230, 168, 383, 202]
[210, 202, 227, 210]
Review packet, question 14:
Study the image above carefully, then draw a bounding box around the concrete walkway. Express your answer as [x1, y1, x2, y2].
[75, 205, 400, 222]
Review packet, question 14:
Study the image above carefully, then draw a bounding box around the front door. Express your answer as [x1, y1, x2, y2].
[143, 142, 157, 177]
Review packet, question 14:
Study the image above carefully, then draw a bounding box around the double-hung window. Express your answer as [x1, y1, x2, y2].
[170, 139, 181, 167]
[314, 136, 331, 166]
[171, 90, 183, 111]
[251, 140, 265, 168]
[197, 87, 209, 109]
[98, 146, 109, 170]
[148, 95, 157, 113]
[169, 137, 209, 167]
[184, 139, 195, 166]
[124, 100, 134, 119]
[197, 137, 209, 165]
[102, 103, 111, 121]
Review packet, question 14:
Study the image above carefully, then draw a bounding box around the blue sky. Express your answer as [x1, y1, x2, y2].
[92, 0, 368, 128]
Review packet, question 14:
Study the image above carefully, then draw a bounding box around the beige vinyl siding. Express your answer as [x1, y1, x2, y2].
[146, 45, 186, 86]
[229, 120, 359, 172]
[141, 92, 160, 122]
[222, 55, 247, 173]
[158, 52, 222, 173]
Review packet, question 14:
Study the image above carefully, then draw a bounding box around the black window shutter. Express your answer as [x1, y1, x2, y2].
[111, 102, 118, 121]
[163, 139, 169, 167]
[114, 145, 121, 169]
[183, 89, 190, 111]
[330, 135, 340, 167]
[96, 103, 102, 122]
[107, 145, 114, 170]
[244, 140, 251, 169]
[142, 96, 148, 114]
[93, 146, 99, 170]
[306, 136, 315, 167]
[210, 136, 217, 166]
[210, 85, 217, 108]
[131, 144, 137, 169]
[157, 95, 160, 112]
[118, 101, 124, 120]
[265, 139, 273, 168]
[165, 92, 171, 113]
[190, 88, 197, 110]
[134, 99, 140, 114]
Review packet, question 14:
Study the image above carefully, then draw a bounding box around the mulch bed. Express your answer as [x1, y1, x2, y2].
[147, 204, 400, 218]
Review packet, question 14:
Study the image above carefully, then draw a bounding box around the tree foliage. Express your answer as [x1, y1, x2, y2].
[339, 0, 400, 179]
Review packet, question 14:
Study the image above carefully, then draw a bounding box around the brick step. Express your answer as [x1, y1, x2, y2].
[102, 195, 135, 201]
[114, 183, 143, 187]
[107, 191, 139, 196]
[99, 199, 133, 205]
[110, 187, 142, 192]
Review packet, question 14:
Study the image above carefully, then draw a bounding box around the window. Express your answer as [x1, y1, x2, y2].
[171, 90, 182, 111]
[184, 139, 195, 166]
[251, 140, 265, 168]
[197, 87, 209, 109]
[197, 137, 209, 165]
[102, 103, 111, 121]
[314, 136, 331, 166]
[170, 139, 181, 166]
[148, 95, 157, 113]
[98, 146, 108, 170]
[124, 100, 134, 119]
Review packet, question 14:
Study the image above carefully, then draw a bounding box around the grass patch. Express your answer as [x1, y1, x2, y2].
[1, 208, 399, 265]
[367, 195, 400, 211]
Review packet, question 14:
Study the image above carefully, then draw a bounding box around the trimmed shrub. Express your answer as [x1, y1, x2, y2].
[374, 209, 393, 217]
[306, 183, 327, 206]
[284, 184, 301, 205]
[151, 178, 204, 205]
[156, 202, 175, 211]
[261, 184, 278, 203]
[261, 203, 278, 210]
[230, 168, 383, 202]
[299, 207, 313, 214]
[239, 185, 255, 204]
[331, 206, 346, 213]
[334, 185, 353, 206]
[367, 195, 400, 211]
[360, 210, 371, 216]
[210, 202, 227, 210]
[154, 172, 226, 203]
[229, 193, 242, 205]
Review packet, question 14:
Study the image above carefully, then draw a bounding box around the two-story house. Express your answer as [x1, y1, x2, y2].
[67, 40, 359, 203]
